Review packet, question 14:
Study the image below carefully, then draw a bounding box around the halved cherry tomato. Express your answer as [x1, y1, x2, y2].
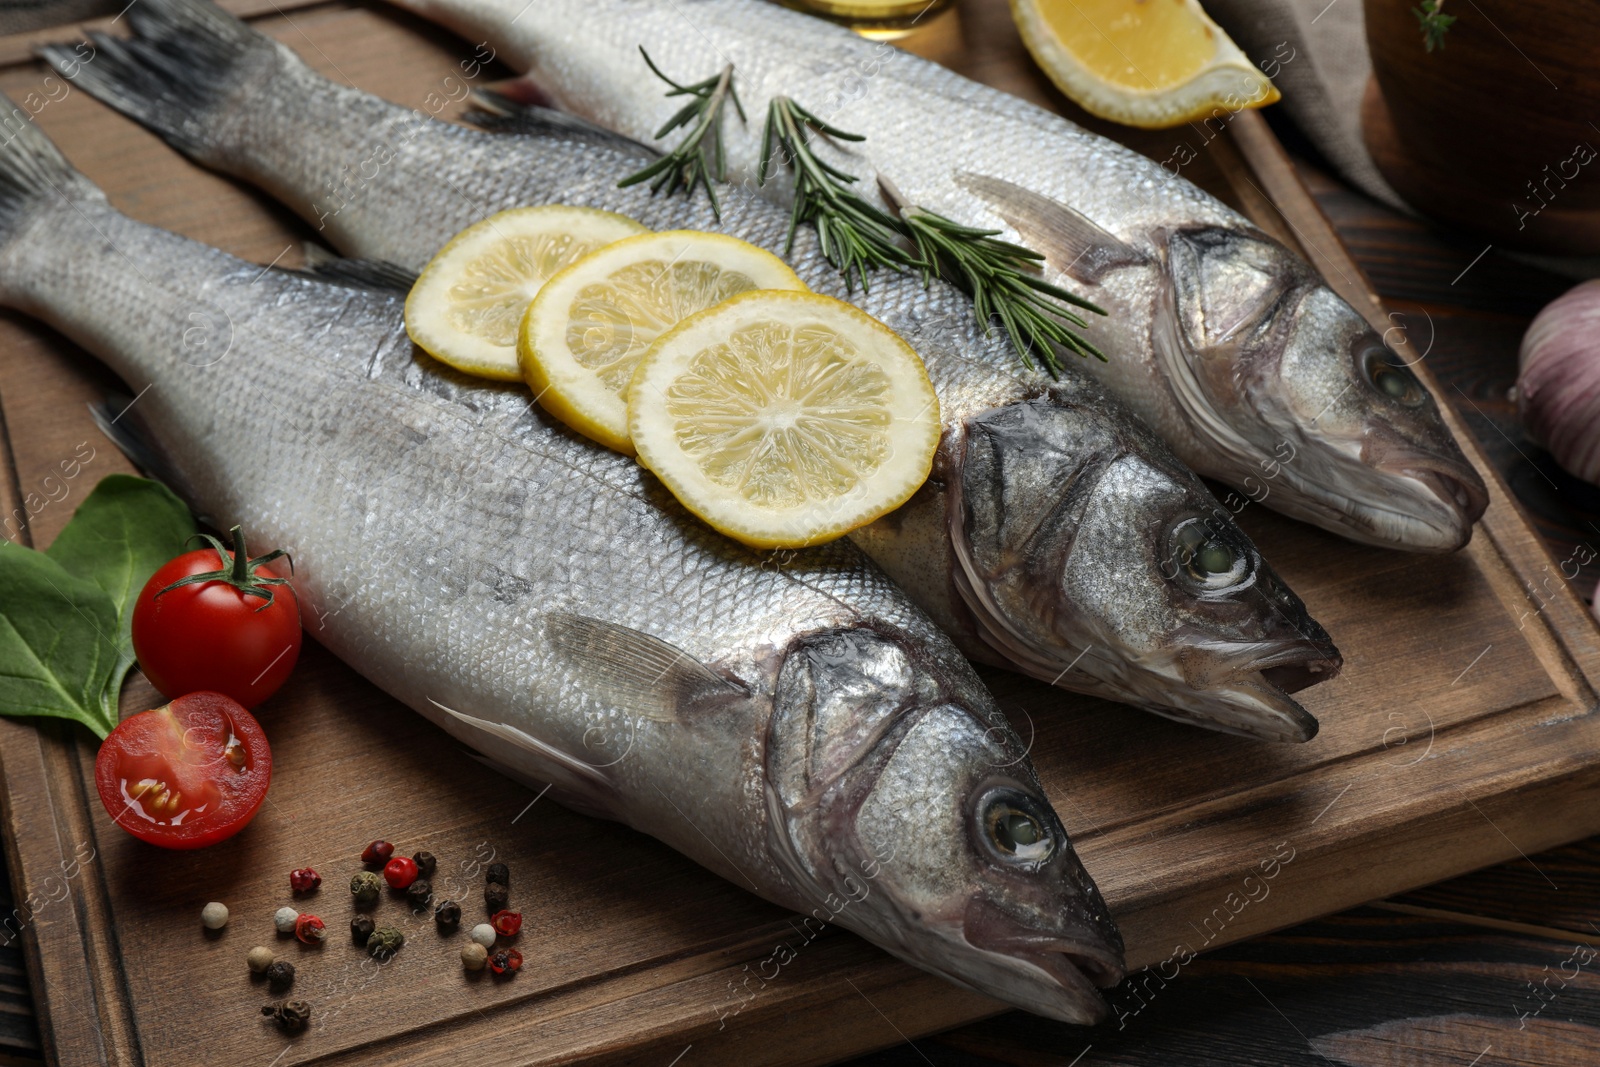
[132, 525, 301, 709]
[94, 692, 272, 850]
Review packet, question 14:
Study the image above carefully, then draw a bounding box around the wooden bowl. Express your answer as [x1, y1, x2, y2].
[1362, 0, 1600, 255]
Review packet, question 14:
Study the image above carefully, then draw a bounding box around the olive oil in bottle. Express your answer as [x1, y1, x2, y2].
[777, 0, 953, 39]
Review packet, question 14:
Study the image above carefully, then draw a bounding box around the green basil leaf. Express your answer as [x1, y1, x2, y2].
[45, 474, 194, 681]
[0, 544, 122, 738]
[0, 475, 194, 739]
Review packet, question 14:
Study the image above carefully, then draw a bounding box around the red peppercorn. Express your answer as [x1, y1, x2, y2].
[361, 840, 394, 866]
[488, 947, 522, 975]
[490, 909, 522, 937]
[294, 914, 326, 945]
[383, 856, 419, 889]
[289, 867, 321, 894]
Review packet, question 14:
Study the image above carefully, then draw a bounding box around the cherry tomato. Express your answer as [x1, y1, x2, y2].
[94, 692, 272, 850]
[132, 526, 301, 709]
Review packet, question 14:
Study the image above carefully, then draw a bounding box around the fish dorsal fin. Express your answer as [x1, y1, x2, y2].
[956, 172, 1147, 284]
[465, 89, 651, 154]
[545, 612, 747, 723]
[287, 256, 419, 294]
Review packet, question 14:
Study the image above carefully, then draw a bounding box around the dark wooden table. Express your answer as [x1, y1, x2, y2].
[1, 27, 1597, 1067]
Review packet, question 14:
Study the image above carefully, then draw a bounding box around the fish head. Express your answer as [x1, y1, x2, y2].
[1162, 226, 1487, 551]
[950, 392, 1340, 741]
[765, 627, 1125, 1023]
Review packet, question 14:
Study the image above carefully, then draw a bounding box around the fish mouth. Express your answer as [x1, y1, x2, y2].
[962, 897, 1127, 1024]
[1155, 637, 1342, 743]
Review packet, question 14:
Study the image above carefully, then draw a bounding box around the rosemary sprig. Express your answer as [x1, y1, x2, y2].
[758, 96, 918, 291]
[896, 201, 1108, 373]
[1412, 0, 1455, 52]
[617, 48, 745, 219]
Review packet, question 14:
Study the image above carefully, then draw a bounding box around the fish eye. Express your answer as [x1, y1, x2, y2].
[979, 789, 1054, 864]
[1360, 346, 1425, 407]
[1167, 518, 1250, 591]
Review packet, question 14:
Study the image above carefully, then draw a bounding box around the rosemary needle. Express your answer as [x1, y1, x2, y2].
[758, 96, 918, 292]
[617, 48, 745, 219]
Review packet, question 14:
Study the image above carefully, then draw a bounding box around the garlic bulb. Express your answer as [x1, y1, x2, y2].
[1518, 279, 1600, 486]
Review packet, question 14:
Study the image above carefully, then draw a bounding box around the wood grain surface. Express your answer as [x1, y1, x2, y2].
[0, 1, 1595, 1066]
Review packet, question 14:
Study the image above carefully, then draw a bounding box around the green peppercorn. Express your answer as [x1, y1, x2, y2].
[261, 999, 312, 1032]
[350, 916, 375, 946]
[486, 862, 508, 888]
[435, 900, 462, 929]
[406, 878, 433, 910]
[485, 881, 509, 914]
[367, 926, 404, 959]
[265, 959, 295, 991]
[349, 870, 382, 907]
[412, 851, 437, 878]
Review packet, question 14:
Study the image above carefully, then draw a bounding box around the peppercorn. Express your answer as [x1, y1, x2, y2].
[435, 900, 462, 930]
[349, 870, 382, 907]
[294, 914, 326, 945]
[367, 926, 404, 960]
[289, 867, 321, 894]
[247, 947, 275, 974]
[265, 959, 295, 991]
[361, 840, 394, 866]
[201, 901, 229, 930]
[383, 856, 419, 890]
[350, 916, 375, 946]
[485, 881, 509, 914]
[273, 906, 299, 936]
[412, 851, 437, 878]
[406, 878, 432, 910]
[461, 942, 488, 971]
[488, 948, 523, 976]
[490, 909, 522, 937]
[486, 862, 509, 888]
[261, 999, 312, 1032]
[469, 923, 496, 949]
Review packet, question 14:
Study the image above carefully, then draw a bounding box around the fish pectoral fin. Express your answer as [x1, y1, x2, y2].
[955, 172, 1146, 284]
[428, 698, 619, 818]
[545, 612, 748, 723]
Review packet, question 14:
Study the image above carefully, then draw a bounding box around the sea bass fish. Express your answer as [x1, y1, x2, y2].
[0, 102, 1127, 1021]
[50, 0, 1342, 741]
[376, 0, 1490, 553]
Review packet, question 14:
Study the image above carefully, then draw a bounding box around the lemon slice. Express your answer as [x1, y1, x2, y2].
[405, 205, 647, 380]
[628, 291, 941, 549]
[518, 231, 807, 454]
[1010, 0, 1279, 129]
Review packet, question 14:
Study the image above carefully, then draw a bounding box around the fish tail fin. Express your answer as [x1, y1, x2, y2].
[36, 0, 278, 162]
[0, 96, 104, 287]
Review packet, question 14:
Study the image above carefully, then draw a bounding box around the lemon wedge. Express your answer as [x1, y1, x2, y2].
[1010, 0, 1279, 129]
[518, 230, 808, 454]
[405, 205, 647, 380]
[628, 291, 941, 549]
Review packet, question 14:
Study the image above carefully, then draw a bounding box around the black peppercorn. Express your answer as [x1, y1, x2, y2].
[350, 915, 375, 946]
[485, 880, 509, 914]
[262, 999, 312, 1032]
[435, 899, 462, 929]
[265, 959, 295, 991]
[485, 862, 509, 888]
[412, 851, 437, 878]
[406, 878, 433, 909]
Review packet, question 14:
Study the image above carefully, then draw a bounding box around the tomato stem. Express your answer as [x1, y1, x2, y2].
[155, 525, 296, 612]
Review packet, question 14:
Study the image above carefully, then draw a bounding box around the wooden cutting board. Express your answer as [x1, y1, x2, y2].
[0, 2, 1596, 1065]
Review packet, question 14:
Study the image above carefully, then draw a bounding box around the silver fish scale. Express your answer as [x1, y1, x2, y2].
[0, 194, 966, 903]
[447, 0, 1240, 458]
[229, 61, 1043, 425]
